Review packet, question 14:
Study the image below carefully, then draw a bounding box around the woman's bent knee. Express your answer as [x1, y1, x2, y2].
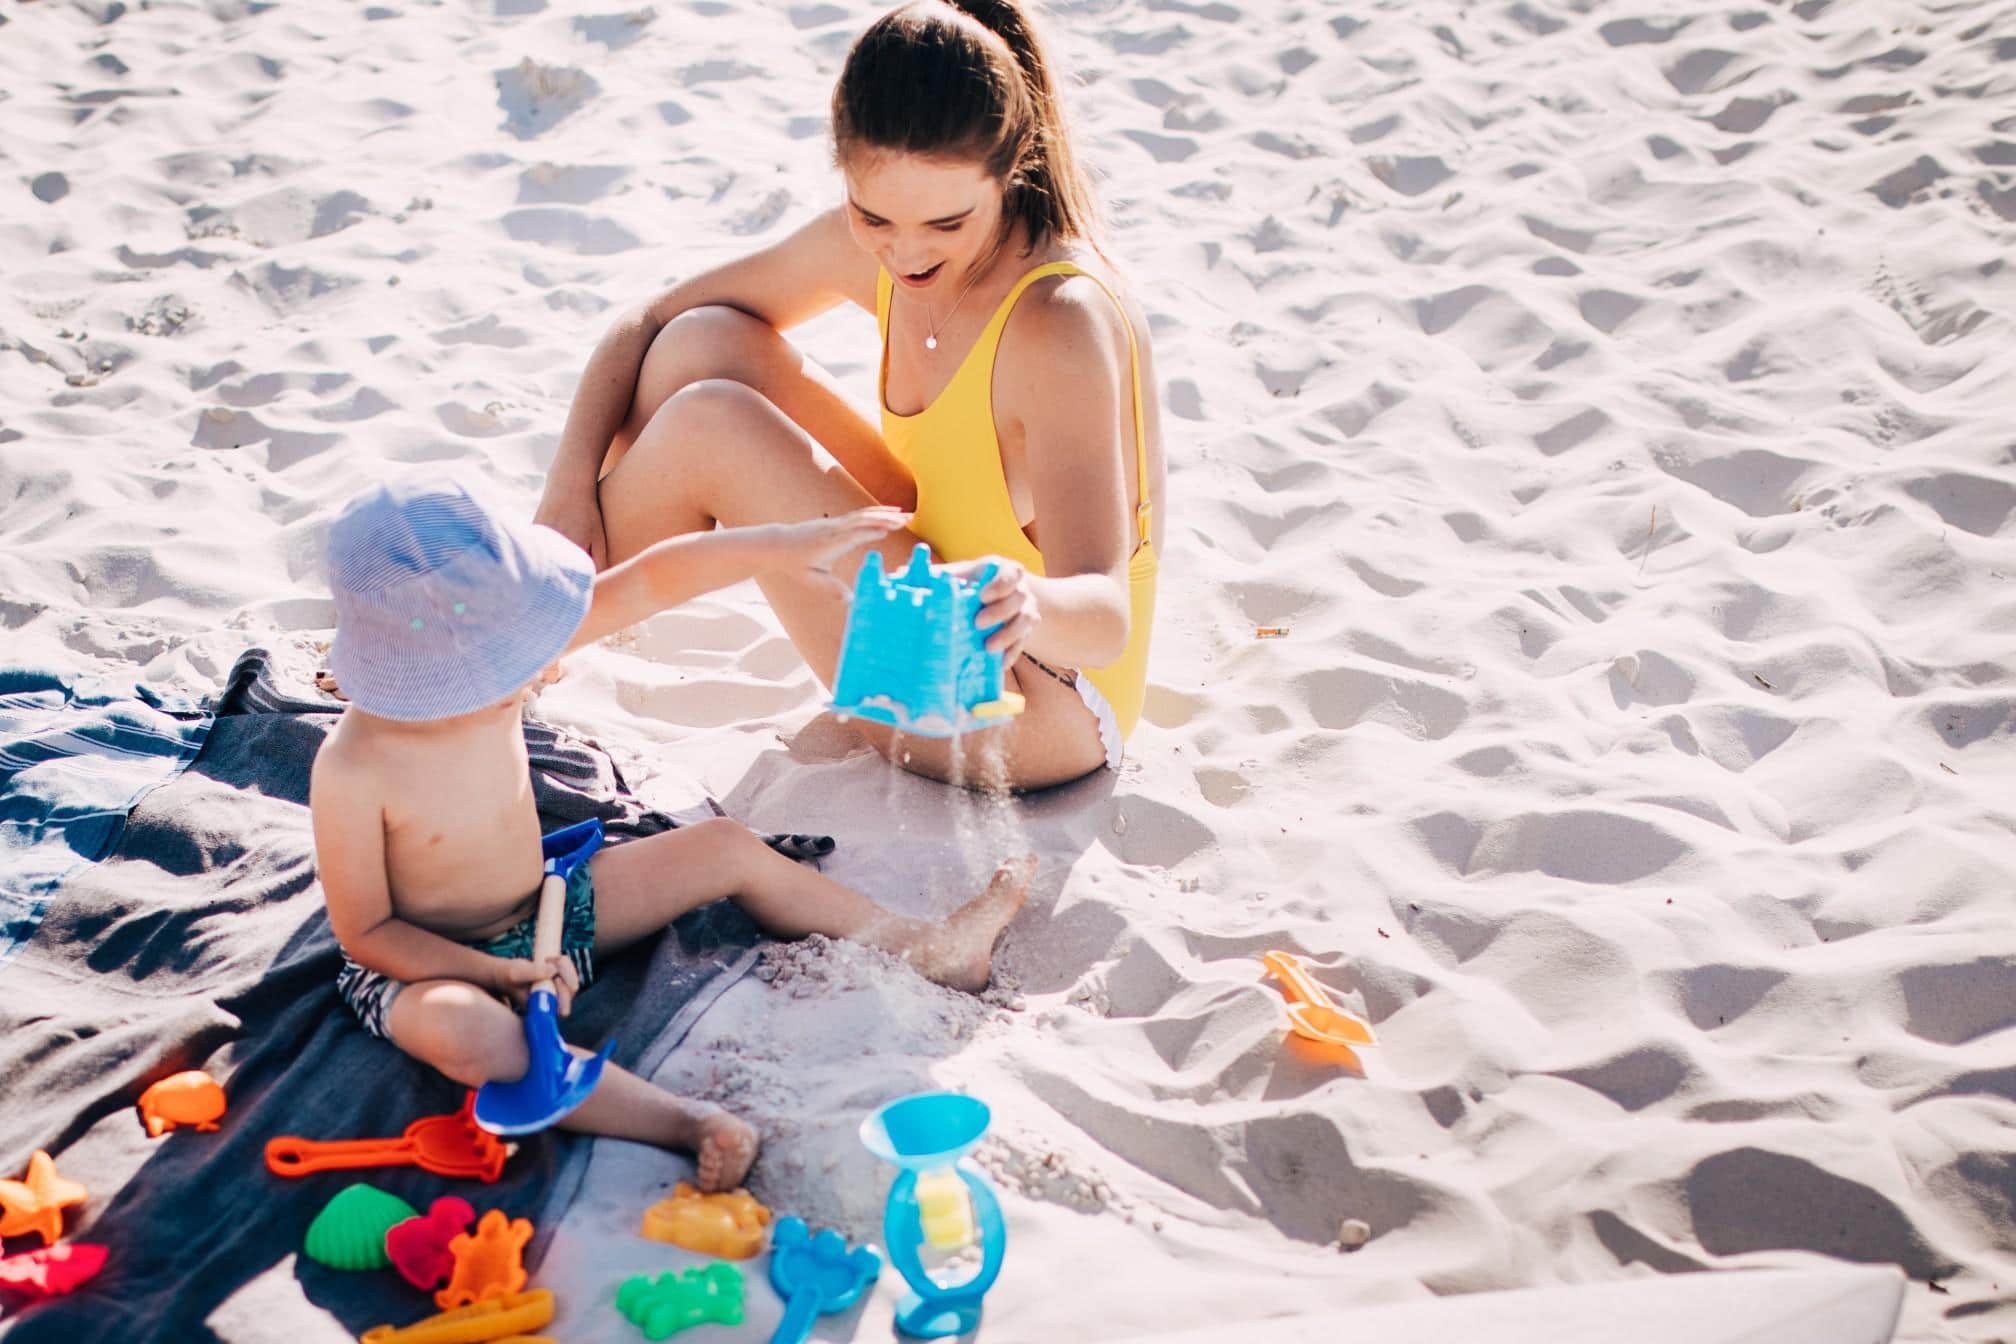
[639, 306, 786, 407]
[633, 379, 798, 480]
[657, 377, 774, 429]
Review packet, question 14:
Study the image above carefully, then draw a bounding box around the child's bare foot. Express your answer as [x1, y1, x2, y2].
[905, 855, 1035, 993]
[552, 1068, 756, 1185]
[691, 1105, 760, 1192]
[313, 669, 348, 701]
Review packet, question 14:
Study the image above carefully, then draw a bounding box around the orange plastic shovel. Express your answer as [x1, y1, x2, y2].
[265, 1093, 510, 1183]
[1263, 951, 1377, 1048]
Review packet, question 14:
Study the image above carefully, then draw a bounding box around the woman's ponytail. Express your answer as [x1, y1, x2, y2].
[944, 0, 1099, 244]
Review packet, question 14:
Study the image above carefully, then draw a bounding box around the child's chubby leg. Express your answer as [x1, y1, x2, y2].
[589, 818, 1036, 994]
[382, 979, 759, 1191]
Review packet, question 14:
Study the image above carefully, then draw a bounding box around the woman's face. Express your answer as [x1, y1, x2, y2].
[842, 151, 1007, 293]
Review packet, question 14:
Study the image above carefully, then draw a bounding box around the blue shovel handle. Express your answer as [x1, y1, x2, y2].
[770, 1288, 821, 1344]
[527, 872, 570, 995]
[471, 822, 611, 1137]
[529, 820, 604, 993]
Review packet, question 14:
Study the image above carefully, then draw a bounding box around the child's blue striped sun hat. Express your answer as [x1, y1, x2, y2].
[326, 475, 593, 721]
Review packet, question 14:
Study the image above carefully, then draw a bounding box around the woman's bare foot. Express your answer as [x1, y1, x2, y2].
[690, 1105, 760, 1192]
[901, 855, 1036, 993]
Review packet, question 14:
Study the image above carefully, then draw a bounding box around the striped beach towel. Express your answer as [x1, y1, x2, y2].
[0, 666, 211, 965]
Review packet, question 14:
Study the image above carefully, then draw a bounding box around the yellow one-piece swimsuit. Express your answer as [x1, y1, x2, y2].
[875, 260, 1158, 747]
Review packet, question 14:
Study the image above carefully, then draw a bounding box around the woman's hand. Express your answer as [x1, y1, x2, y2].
[764, 507, 911, 596]
[955, 556, 1041, 666]
[535, 490, 609, 571]
[493, 954, 581, 1017]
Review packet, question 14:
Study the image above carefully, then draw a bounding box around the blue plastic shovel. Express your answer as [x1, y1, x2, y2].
[766, 1215, 882, 1344]
[473, 819, 612, 1136]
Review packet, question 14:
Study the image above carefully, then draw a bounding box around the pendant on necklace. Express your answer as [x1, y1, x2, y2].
[925, 335, 938, 350]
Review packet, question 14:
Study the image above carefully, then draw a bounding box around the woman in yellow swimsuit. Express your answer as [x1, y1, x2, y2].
[535, 0, 1164, 791]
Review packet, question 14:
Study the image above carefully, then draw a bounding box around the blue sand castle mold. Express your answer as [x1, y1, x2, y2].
[830, 545, 1025, 738]
[765, 1216, 882, 1344]
[859, 1092, 1007, 1340]
[614, 1262, 745, 1339]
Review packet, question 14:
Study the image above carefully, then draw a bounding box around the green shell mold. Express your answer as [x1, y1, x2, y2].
[304, 1183, 420, 1271]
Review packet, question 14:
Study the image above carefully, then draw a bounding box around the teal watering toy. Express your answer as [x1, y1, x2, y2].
[765, 1216, 881, 1344]
[473, 818, 611, 1136]
[830, 545, 1025, 737]
[860, 1092, 1007, 1339]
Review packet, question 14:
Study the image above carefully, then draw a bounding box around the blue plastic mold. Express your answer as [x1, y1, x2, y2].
[765, 1215, 881, 1344]
[830, 545, 1025, 738]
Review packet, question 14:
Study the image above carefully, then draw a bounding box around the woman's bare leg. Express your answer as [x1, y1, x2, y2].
[603, 305, 910, 509]
[592, 313, 1108, 789]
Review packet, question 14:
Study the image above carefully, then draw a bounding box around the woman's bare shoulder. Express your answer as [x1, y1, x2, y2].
[999, 250, 1140, 384]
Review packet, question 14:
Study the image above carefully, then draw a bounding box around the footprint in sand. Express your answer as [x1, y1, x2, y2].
[571, 11, 655, 50]
[495, 58, 599, 139]
[1600, 17, 1693, 46]
[1660, 962, 1788, 1033]
[502, 208, 642, 255]
[230, 262, 361, 315]
[1685, 1148, 1948, 1278]
[1366, 154, 1454, 197]
[516, 163, 628, 205]
[1903, 471, 2016, 537]
[1300, 666, 1468, 740]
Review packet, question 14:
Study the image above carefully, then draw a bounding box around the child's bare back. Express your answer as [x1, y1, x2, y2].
[322, 694, 548, 943]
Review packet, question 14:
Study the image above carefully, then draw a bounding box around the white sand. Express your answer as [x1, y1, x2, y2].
[5, 0, 2015, 1340]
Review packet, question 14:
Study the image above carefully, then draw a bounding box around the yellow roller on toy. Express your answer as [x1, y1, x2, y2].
[914, 1167, 976, 1251]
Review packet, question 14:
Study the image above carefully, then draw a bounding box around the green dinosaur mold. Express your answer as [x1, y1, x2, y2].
[304, 1183, 420, 1271]
[614, 1261, 746, 1338]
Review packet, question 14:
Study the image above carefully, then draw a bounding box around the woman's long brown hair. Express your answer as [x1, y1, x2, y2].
[832, 0, 1101, 250]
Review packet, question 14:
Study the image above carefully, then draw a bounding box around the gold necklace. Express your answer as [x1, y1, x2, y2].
[922, 234, 1008, 350]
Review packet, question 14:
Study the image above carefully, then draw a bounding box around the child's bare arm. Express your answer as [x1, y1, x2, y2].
[310, 746, 513, 993]
[564, 507, 909, 652]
